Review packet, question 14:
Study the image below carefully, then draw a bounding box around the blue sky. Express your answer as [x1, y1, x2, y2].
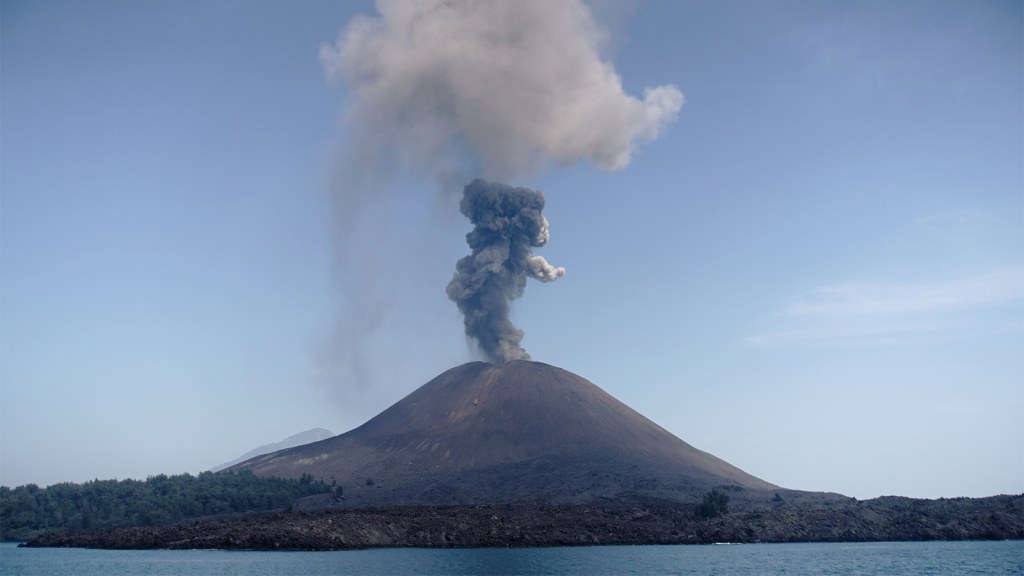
[2, 0, 1021, 500]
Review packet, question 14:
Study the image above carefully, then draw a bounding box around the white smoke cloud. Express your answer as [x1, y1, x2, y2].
[320, 0, 684, 181]
[527, 256, 566, 283]
[527, 215, 564, 282]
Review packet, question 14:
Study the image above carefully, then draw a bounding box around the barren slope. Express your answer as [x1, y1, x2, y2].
[230, 361, 777, 505]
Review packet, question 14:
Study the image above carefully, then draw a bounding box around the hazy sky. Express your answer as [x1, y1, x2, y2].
[2, 0, 1021, 500]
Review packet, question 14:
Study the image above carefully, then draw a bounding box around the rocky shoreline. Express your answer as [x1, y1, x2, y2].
[23, 494, 1023, 550]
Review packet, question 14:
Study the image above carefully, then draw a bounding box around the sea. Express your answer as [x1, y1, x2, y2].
[1, 540, 1021, 575]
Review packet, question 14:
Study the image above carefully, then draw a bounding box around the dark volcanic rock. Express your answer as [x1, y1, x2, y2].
[229, 361, 778, 506]
[24, 495, 1023, 550]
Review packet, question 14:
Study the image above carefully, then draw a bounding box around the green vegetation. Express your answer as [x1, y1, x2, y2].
[695, 488, 730, 519]
[0, 471, 331, 541]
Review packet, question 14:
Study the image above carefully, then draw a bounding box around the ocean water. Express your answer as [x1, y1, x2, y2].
[1, 540, 1021, 575]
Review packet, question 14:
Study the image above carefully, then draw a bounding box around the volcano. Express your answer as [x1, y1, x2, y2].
[230, 361, 777, 505]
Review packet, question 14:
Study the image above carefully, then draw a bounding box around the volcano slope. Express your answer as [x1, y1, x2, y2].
[229, 360, 782, 507]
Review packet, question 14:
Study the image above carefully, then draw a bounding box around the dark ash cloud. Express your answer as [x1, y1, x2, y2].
[446, 179, 564, 362]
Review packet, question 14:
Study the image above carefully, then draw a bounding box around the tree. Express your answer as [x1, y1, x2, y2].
[695, 489, 730, 519]
[0, 471, 332, 540]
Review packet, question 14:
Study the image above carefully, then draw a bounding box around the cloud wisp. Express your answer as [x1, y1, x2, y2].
[747, 268, 1023, 347]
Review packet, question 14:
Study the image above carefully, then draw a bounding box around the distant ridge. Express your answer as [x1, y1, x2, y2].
[211, 428, 334, 472]
[229, 361, 778, 505]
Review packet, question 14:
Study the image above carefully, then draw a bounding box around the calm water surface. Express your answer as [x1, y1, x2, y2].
[2, 540, 1021, 575]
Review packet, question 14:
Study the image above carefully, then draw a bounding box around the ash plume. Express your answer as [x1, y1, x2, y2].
[447, 180, 564, 363]
[318, 0, 683, 381]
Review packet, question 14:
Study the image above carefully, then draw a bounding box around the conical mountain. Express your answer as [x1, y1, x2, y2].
[230, 361, 777, 505]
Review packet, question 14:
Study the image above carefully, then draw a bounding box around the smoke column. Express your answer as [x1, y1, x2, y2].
[447, 180, 564, 362]
[319, 0, 683, 375]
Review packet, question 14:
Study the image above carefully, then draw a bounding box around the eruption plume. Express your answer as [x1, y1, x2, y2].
[319, 0, 683, 378]
[447, 180, 564, 363]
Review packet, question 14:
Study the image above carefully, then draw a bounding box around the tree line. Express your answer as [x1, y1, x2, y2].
[0, 471, 331, 541]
